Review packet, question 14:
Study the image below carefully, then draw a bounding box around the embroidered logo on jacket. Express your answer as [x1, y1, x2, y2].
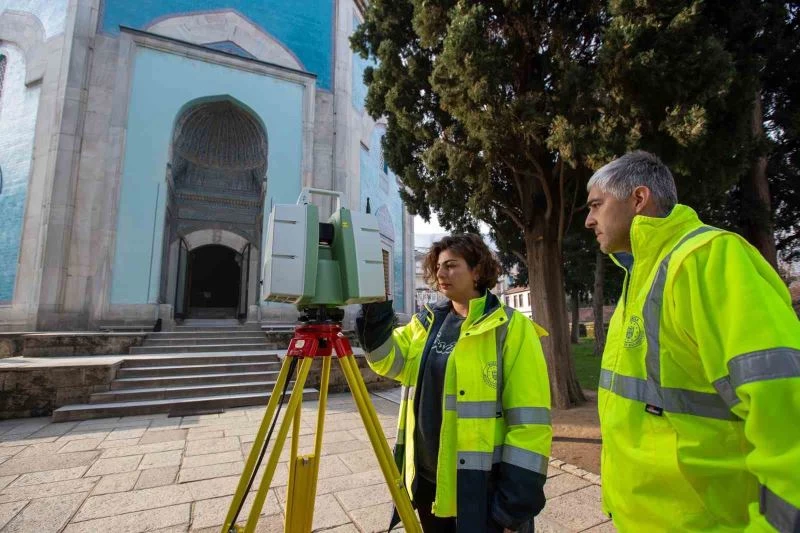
[624, 316, 644, 348]
[482, 361, 498, 389]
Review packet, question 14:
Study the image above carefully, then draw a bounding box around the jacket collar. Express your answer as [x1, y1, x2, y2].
[425, 291, 505, 332]
[611, 204, 703, 267]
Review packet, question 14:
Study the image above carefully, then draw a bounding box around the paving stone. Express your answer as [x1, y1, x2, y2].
[583, 520, 617, 532]
[184, 475, 241, 501]
[56, 430, 110, 443]
[59, 438, 104, 453]
[303, 493, 350, 530]
[0, 501, 27, 530]
[547, 466, 562, 478]
[91, 471, 141, 495]
[0, 477, 98, 503]
[337, 449, 379, 473]
[74, 418, 121, 429]
[0, 446, 25, 457]
[0, 436, 59, 446]
[151, 525, 190, 533]
[182, 450, 242, 468]
[544, 473, 592, 499]
[0, 492, 86, 532]
[147, 419, 184, 431]
[97, 437, 140, 448]
[178, 461, 245, 483]
[29, 422, 80, 438]
[85, 455, 142, 476]
[0, 450, 100, 476]
[334, 483, 392, 511]
[139, 450, 183, 469]
[347, 501, 395, 533]
[540, 485, 609, 531]
[135, 466, 178, 490]
[106, 427, 147, 440]
[10, 465, 88, 487]
[101, 440, 185, 458]
[534, 514, 574, 533]
[191, 490, 281, 529]
[63, 503, 190, 533]
[313, 469, 386, 495]
[186, 437, 241, 456]
[0, 475, 17, 490]
[583, 473, 602, 485]
[187, 429, 225, 440]
[139, 429, 188, 445]
[320, 525, 360, 533]
[75, 484, 194, 521]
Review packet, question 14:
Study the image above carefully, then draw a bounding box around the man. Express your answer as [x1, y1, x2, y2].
[584, 150, 800, 532]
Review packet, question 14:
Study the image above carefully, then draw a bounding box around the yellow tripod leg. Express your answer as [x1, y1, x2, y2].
[339, 354, 422, 533]
[285, 355, 331, 533]
[222, 355, 294, 533]
[241, 356, 313, 533]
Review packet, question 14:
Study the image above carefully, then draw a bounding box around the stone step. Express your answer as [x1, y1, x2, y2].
[52, 388, 319, 422]
[117, 361, 281, 379]
[130, 343, 269, 354]
[143, 336, 267, 347]
[175, 321, 260, 332]
[111, 370, 281, 390]
[91, 380, 283, 403]
[120, 352, 280, 368]
[146, 331, 267, 340]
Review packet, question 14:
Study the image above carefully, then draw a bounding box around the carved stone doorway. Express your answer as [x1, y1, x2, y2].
[161, 98, 267, 323]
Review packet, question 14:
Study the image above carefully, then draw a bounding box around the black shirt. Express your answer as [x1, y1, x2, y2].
[414, 309, 465, 482]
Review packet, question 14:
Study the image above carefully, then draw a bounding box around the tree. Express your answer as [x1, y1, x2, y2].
[353, 0, 607, 408]
[597, 1, 799, 264]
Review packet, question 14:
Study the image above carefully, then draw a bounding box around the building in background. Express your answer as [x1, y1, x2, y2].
[0, 0, 414, 331]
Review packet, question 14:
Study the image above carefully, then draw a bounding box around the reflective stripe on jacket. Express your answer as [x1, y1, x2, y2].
[600, 204, 800, 532]
[357, 292, 552, 532]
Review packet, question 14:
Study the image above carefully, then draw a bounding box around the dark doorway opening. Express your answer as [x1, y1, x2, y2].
[187, 245, 240, 317]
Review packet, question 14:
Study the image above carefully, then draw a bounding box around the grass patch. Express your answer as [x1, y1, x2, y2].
[571, 339, 602, 390]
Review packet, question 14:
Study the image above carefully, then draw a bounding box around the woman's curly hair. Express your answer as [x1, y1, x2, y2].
[423, 233, 502, 293]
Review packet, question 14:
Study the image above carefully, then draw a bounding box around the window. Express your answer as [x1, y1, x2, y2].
[382, 249, 391, 298]
[0, 54, 6, 108]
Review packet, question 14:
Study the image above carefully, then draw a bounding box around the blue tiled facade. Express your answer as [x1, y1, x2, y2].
[360, 126, 406, 310]
[100, 1, 334, 90]
[110, 47, 305, 305]
[0, 45, 40, 303]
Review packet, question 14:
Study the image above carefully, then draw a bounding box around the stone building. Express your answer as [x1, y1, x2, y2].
[0, 0, 414, 331]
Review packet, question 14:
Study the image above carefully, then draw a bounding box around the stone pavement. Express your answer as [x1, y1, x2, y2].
[0, 391, 614, 532]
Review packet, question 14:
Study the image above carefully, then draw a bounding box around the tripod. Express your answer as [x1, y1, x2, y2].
[222, 308, 421, 533]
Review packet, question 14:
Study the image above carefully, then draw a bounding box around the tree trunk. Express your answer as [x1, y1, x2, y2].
[740, 91, 778, 269]
[592, 250, 606, 357]
[526, 229, 586, 409]
[570, 288, 580, 344]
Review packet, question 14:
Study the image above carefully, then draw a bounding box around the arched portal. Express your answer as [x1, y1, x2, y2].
[161, 98, 267, 321]
[186, 245, 239, 316]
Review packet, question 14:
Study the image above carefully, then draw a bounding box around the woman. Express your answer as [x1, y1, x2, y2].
[357, 234, 551, 533]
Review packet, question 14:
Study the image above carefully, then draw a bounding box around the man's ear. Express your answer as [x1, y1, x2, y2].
[632, 186, 654, 215]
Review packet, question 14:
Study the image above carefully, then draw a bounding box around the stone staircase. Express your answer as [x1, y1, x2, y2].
[52, 320, 317, 422]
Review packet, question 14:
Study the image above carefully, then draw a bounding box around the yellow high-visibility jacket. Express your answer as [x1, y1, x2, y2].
[601, 204, 800, 532]
[357, 292, 552, 532]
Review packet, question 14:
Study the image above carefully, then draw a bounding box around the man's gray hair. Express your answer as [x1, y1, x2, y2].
[587, 150, 678, 213]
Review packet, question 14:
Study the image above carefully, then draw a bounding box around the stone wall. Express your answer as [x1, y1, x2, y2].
[0, 362, 120, 418]
[305, 353, 397, 394]
[0, 333, 23, 358]
[18, 333, 146, 357]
